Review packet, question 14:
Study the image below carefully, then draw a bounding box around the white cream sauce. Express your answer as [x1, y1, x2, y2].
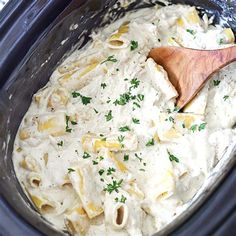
[13, 4, 236, 236]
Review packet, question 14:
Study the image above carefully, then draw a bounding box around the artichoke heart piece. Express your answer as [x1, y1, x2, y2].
[47, 87, 69, 109]
[157, 112, 204, 141]
[37, 113, 66, 136]
[81, 133, 138, 153]
[221, 28, 235, 44]
[176, 7, 201, 28]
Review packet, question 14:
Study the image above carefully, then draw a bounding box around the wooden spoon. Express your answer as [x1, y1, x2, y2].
[149, 46, 236, 109]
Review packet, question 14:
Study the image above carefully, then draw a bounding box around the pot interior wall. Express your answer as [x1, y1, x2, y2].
[0, 0, 235, 235]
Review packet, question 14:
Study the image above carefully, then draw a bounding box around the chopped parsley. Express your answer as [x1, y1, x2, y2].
[124, 154, 129, 161]
[94, 108, 99, 114]
[139, 168, 145, 172]
[82, 152, 91, 159]
[167, 108, 172, 114]
[137, 94, 144, 102]
[71, 91, 92, 105]
[146, 138, 155, 147]
[186, 29, 195, 35]
[133, 101, 141, 108]
[190, 123, 207, 132]
[104, 179, 123, 194]
[118, 135, 125, 148]
[219, 38, 224, 45]
[135, 153, 142, 162]
[65, 115, 72, 133]
[67, 168, 75, 174]
[213, 80, 221, 86]
[223, 95, 229, 101]
[168, 116, 175, 123]
[130, 40, 138, 51]
[167, 150, 179, 163]
[71, 120, 77, 125]
[101, 83, 107, 89]
[119, 126, 131, 132]
[130, 78, 140, 90]
[101, 55, 117, 64]
[115, 195, 127, 203]
[57, 141, 63, 146]
[92, 160, 98, 165]
[114, 92, 132, 106]
[198, 122, 207, 131]
[105, 110, 113, 121]
[190, 124, 198, 132]
[71, 91, 80, 98]
[132, 117, 140, 124]
[80, 95, 92, 105]
[107, 167, 116, 175]
[98, 169, 105, 176]
[173, 106, 180, 112]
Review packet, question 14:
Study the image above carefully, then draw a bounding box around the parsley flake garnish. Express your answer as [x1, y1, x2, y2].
[130, 40, 138, 51]
[65, 115, 72, 133]
[219, 38, 224, 45]
[124, 154, 129, 161]
[146, 138, 155, 147]
[132, 117, 140, 124]
[114, 92, 132, 106]
[107, 167, 116, 175]
[130, 78, 140, 90]
[101, 83, 107, 89]
[101, 55, 117, 64]
[93, 160, 98, 165]
[223, 95, 229, 101]
[94, 108, 99, 114]
[71, 120, 77, 125]
[213, 80, 221, 86]
[190, 124, 198, 132]
[82, 152, 91, 159]
[115, 195, 127, 203]
[198, 122, 207, 131]
[119, 126, 131, 132]
[173, 106, 180, 112]
[71, 91, 92, 105]
[118, 135, 125, 148]
[98, 169, 105, 176]
[57, 141, 63, 146]
[168, 116, 175, 123]
[186, 29, 195, 35]
[137, 94, 144, 102]
[133, 101, 141, 108]
[105, 110, 113, 121]
[135, 153, 142, 162]
[167, 150, 179, 163]
[68, 168, 75, 174]
[104, 179, 123, 194]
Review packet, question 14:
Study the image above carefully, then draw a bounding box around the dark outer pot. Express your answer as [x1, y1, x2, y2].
[0, 1, 235, 235]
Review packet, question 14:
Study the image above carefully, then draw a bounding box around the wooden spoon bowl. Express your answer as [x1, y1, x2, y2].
[149, 46, 236, 109]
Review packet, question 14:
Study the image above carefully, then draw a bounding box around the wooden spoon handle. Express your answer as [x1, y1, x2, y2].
[149, 46, 236, 108]
[204, 46, 236, 76]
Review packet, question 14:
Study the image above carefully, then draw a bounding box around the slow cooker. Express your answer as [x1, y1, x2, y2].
[0, 0, 235, 235]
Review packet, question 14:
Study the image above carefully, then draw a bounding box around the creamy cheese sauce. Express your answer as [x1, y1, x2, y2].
[13, 4, 236, 236]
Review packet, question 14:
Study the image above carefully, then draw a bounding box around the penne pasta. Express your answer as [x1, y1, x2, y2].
[68, 164, 103, 219]
[64, 202, 90, 236]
